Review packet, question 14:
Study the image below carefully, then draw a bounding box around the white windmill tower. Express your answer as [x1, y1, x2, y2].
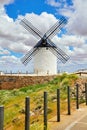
[20, 17, 69, 75]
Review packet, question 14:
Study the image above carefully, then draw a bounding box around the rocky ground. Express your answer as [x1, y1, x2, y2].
[0, 75, 87, 90]
[0, 75, 56, 90]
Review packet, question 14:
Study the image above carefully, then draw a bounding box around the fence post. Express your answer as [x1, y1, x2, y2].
[0, 106, 4, 130]
[44, 92, 47, 130]
[67, 86, 71, 115]
[57, 89, 60, 122]
[76, 84, 79, 109]
[85, 83, 87, 105]
[25, 97, 30, 130]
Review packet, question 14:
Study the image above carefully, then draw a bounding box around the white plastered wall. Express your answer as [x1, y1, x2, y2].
[34, 47, 57, 75]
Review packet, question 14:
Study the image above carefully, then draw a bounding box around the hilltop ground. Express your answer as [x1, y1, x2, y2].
[0, 75, 56, 89]
[0, 73, 87, 130]
[0, 74, 87, 90]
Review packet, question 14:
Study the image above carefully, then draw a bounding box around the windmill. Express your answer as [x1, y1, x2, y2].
[20, 17, 69, 75]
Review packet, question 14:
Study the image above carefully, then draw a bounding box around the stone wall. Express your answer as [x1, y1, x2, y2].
[0, 75, 56, 90]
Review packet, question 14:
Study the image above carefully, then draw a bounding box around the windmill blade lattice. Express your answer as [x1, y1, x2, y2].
[20, 18, 43, 39]
[47, 39, 70, 63]
[45, 17, 67, 40]
[20, 16, 69, 65]
[21, 48, 39, 65]
[49, 47, 67, 63]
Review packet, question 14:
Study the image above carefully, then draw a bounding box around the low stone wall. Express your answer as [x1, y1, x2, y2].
[0, 75, 56, 90]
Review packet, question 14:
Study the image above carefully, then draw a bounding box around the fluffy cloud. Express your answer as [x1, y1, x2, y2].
[46, 0, 68, 7]
[59, 0, 87, 36]
[0, 47, 10, 55]
[49, 0, 87, 72]
[20, 12, 58, 34]
[0, 11, 65, 72]
[46, 0, 61, 7]
[47, 0, 87, 36]
[0, 0, 14, 5]
[68, 0, 87, 36]
[0, 7, 32, 54]
[0, 11, 59, 55]
[0, 55, 19, 64]
[0, 0, 87, 73]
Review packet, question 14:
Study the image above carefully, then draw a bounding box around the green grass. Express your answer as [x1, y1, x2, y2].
[0, 73, 78, 130]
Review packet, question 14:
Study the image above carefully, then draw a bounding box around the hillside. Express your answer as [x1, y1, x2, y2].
[0, 75, 56, 90]
[0, 73, 87, 130]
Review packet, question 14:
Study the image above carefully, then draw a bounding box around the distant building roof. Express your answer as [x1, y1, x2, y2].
[77, 69, 87, 72]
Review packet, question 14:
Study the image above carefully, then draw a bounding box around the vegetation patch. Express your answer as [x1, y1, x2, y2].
[0, 73, 87, 130]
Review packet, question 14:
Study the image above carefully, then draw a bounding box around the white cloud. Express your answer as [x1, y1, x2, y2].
[0, 7, 31, 54]
[0, 1, 87, 73]
[0, 55, 34, 73]
[52, 34, 87, 71]
[0, 0, 14, 5]
[0, 11, 61, 72]
[58, 0, 87, 36]
[20, 12, 57, 34]
[0, 55, 19, 64]
[46, 0, 68, 7]
[48, 0, 87, 72]
[46, 0, 61, 7]
[0, 47, 10, 55]
[0, 11, 59, 55]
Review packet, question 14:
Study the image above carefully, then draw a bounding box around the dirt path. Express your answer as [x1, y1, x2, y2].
[49, 104, 87, 130]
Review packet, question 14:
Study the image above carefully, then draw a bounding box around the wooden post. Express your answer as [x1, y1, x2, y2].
[85, 83, 87, 105]
[76, 84, 79, 109]
[25, 97, 30, 130]
[57, 89, 60, 122]
[0, 106, 4, 130]
[67, 86, 71, 115]
[44, 92, 47, 130]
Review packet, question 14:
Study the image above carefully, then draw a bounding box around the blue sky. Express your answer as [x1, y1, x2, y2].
[5, 0, 56, 19]
[5, 0, 73, 19]
[0, 0, 87, 73]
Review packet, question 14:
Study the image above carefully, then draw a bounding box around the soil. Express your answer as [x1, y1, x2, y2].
[0, 75, 87, 90]
[0, 75, 56, 90]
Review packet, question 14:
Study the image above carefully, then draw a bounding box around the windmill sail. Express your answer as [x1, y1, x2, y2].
[47, 39, 70, 63]
[45, 17, 67, 40]
[21, 48, 39, 65]
[20, 18, 43, 39]
[20, 16, 69, 65]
